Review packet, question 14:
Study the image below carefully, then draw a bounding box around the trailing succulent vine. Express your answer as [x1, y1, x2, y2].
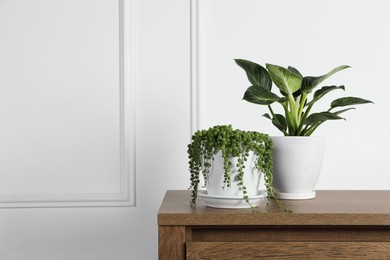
[187, 125, 287, 210]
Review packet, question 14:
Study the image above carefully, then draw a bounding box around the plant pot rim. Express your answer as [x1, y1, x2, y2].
[270, 136, 325, 139]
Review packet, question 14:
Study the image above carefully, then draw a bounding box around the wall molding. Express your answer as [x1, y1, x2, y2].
[190, 0, 206, 135]
[0, 0, 136, 208]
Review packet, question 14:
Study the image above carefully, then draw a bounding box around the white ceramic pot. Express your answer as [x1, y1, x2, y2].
[206, 150, 262, 197]
[271, 136, 325, 200]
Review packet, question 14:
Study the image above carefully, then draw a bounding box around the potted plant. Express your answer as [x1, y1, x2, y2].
[187, 125, 284, 209]
[235, 59, 373, 199]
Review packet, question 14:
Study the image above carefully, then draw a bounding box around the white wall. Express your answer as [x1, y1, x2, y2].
[197, 0, 390, 190]
[0, 0, 136, 207]
[0, 0, 189, 259]
[0, 0, 389, 259]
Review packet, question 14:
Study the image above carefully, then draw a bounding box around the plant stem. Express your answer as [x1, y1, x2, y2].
[304, 122, 322, 136]
[296, 101, 314, 136]
[297, 93, 307, 122]
[268, 105, 276, 118]
[268, 105, 289, 135]
[287, 94, 298, 133]
[282, 103, 294, 135]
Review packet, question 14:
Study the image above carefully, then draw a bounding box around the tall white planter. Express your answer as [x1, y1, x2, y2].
[271, 136, 325, 200]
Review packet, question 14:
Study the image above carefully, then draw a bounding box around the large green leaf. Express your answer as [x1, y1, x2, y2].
[266, 64, 302, 95]
[263, 113, 287, 133]
[287, 66, 303, 78]
[272, 114, 287, 132]
[331, 96, 373, 108]
[243, 85, 280, 105]
[277, 97, 288, 104]
[305, 112, 345, 125]
[301, 65, 350, 93]
[333, 107, 356, 115]
[279, 89, 302, 98]
[235, 59, 272, 90]
[263, 113, 272, 120]
[306, 85, 345, 106]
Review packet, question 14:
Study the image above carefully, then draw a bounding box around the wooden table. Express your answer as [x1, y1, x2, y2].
[157, 190, 390, 260]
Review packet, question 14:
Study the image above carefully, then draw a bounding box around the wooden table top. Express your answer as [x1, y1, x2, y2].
[158, 190, 390, 226]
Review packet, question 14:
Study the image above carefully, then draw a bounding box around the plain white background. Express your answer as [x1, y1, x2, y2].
[202, 0, 388, 190]
[0, 0, 389, 259]
[0, 0, 122, 195]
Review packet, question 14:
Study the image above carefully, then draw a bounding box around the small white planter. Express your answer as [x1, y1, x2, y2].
[206, 150, 261, 197]
[271, 136, 325, 200]
[198, 150, 266, 208]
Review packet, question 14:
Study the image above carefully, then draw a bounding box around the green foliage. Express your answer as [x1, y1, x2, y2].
[235, 59, 374, 136]
[187, 125, 288, 211]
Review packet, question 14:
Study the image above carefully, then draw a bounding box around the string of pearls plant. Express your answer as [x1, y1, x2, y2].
[188, 125, 288, 211]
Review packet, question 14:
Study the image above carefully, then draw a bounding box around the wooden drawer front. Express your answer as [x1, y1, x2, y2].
[186, 242, 390, 259]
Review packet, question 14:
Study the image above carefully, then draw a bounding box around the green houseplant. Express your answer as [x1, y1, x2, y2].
[235, 59, 373, 136]
[188, 125, 283, 209]
[235, 59, 373, 199]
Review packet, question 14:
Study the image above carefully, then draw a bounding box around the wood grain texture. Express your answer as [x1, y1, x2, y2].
[158, 190, 390, 226]
[158, 226, 186, 260]
[186, 242, 390, 259]
[191, 227, 390, 242]
[158, 190, 390, 259]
